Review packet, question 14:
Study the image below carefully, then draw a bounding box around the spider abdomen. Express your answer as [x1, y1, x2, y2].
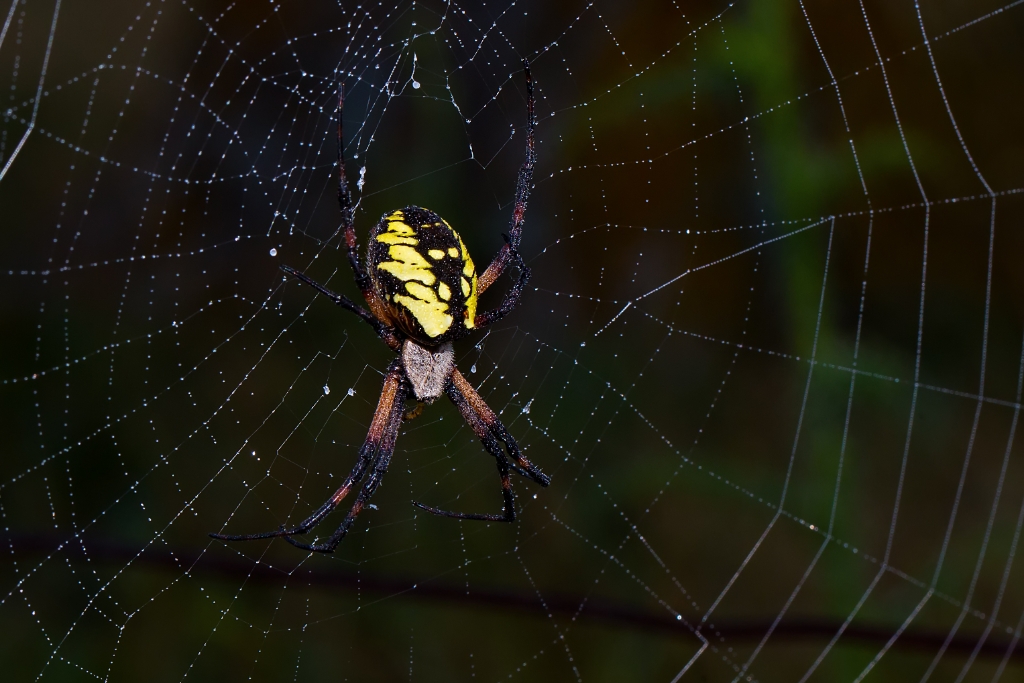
[368, 207, 478, 345]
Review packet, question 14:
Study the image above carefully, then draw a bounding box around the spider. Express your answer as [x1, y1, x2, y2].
[210, 61, 549, 554]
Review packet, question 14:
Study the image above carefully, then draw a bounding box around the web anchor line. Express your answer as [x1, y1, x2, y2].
[593, 217, 831, 338]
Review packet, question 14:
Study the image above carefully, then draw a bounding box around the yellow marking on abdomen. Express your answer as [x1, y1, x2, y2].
[395, 282, 453, 337]
[376, 232, 418, 245]
[377, 245, 436, 286]
[376, 214, 419, 245]
[428, 249, 446, 260]
[448, 247, 459, 258]
[437, 282, 451, 301]
[457, 234, 476, 277]
[463, 275, 478, 328]
[455, 232, 478, 328]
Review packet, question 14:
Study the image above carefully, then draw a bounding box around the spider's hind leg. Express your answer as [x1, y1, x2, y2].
[287, 372, 408, 552]
[210, 361, 406, 550]
[411, 380, 517, 523]
[412, 455, 515, 523]
[411, 367, 550, 524]
[450, 368, 549, 486]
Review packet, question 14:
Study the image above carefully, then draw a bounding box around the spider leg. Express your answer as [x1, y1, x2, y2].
[440, 369, 528, 480]
[410, 375, 516, 521]
[412, 450, 515, 523]
[472, 242, 530, 330]
[450, 368, 550, 486]
[280, 264, 401, 351]
[411, 366, 550, 524]
[287, 370, 408, 553]
[477, 59, 535, 296]
[209, 361, 405, 546]
[333, 85, 393, 326]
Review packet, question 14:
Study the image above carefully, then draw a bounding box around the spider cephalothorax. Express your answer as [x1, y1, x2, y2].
[211, 61, 547, 554]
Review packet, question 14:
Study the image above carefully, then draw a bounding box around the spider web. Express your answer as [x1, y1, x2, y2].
[2, 0, 1024, 680]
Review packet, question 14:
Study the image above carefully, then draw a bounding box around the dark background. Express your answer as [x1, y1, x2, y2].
[2, 0, 1023, 680]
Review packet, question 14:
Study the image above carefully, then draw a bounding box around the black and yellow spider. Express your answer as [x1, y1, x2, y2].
[211, 61, 548, 554]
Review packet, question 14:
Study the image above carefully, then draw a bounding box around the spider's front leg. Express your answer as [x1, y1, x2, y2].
[472, 241, 531, 330]
[280, 264, 401, 351]
[476, 59, 535, 297]
[473, 60, 536, 330]
[332, 85, 394, 327]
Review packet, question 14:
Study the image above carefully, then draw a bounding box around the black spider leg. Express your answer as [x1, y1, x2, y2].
[209, 360, 405, 550]
[412, 368, 550, 523]
[279, 264, 401, 351]
[473, 239, 530, 330]
[411, 377, 516, 522]
[477, 59, 536, 297]
[286, 367, 408, 553]
[451, 368, 549, 486]
[332, 84, 394, 327]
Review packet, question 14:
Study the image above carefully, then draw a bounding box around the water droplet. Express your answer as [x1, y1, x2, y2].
[470, 364, 477, 374]
[323, 385, 330, 395]
[411, 80, 420, 89]
[269, 247, 278, 257]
